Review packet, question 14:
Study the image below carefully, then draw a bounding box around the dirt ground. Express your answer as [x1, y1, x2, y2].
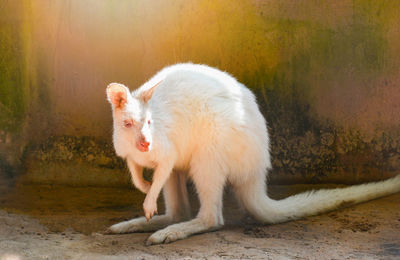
[0, 178, 399, 259]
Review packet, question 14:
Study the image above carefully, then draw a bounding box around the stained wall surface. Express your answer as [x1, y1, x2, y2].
[1, 0, 399, 185]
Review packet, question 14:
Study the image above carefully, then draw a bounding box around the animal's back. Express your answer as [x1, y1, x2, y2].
[144, 63, 261, 126]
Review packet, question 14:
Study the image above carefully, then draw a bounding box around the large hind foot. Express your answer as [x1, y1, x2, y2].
[146, 217, 221, 245]
[106, 215, 174, 234]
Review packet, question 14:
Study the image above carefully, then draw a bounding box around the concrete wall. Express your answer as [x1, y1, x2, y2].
[1, 0, 399, 185]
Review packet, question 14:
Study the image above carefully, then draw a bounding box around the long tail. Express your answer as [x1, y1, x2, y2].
[236, 174, 400, 224]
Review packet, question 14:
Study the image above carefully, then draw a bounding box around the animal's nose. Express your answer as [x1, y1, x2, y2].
[139, 140, 150, 149]
[137, 136, 150, 152]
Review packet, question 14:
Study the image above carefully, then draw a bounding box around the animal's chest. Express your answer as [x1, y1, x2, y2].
[131, 152, 157, 169]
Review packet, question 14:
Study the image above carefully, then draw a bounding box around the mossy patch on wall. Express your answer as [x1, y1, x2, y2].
[31, 136, 124, 169]
[0, 1, 32, 176]
[0, 25, 27, 133]
[23, 136, 130, 187]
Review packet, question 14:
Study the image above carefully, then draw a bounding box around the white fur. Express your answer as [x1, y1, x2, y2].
[106, 63, 400, 245]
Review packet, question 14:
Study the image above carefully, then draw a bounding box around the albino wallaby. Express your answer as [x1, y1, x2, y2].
[106, 63, 400, 245]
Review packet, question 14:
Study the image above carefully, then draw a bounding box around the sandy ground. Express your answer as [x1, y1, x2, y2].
[0, 179, 399, 259]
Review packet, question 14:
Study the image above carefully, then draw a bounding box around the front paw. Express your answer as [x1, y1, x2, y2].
[143, 199, 158, 221]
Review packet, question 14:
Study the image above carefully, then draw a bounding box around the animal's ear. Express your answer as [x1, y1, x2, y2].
[138, 80, 162, 103]
[106, 83, 129, 109]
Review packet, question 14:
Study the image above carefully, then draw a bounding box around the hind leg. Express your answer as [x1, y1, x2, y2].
[106, 171, 190, 234]
[146, 157, 226, 245]
[165, 170, 191, 221]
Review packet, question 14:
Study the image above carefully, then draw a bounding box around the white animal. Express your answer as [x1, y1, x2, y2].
[105, 63, 400, 245]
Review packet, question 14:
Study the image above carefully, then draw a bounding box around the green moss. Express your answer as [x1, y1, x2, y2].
[0, 2, 35, 177]
[0, 16, 28, 132]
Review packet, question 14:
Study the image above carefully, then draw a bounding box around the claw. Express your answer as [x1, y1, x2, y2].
[143, 198, 158, 222]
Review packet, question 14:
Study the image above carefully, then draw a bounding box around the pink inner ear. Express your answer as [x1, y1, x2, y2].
[112, 91, 126, 108]
[139, 80, 163, 103]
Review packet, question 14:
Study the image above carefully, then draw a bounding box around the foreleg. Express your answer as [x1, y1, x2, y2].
[143, 161, 174, 220]
[127, 158, 150, 194]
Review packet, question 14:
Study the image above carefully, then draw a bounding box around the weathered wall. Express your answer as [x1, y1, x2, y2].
[1, 0, 399, 185]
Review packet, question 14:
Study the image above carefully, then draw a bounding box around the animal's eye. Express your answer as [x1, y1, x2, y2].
[124, 119, 134, 128]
